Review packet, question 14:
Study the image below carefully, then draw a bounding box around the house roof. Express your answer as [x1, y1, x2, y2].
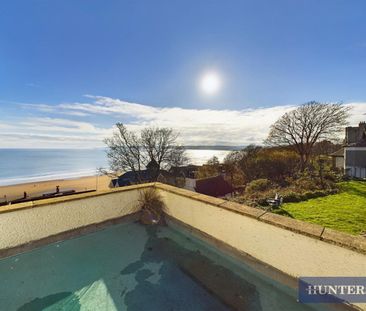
[119, 170, 151, 181]
[352, 139, 366, 147]
[112, 169, 172, 187]
[330, 148, 344, 157]
[169, 165, 199, 178]
[345, 138, 366, 148]
[195, 175, 234, 197]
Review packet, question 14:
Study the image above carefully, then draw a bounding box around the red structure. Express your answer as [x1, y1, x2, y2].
[195, 175, 234, 198]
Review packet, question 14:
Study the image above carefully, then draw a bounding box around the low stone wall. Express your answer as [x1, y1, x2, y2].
[0, 183, 153, 253]
[156, 183, 366, 280]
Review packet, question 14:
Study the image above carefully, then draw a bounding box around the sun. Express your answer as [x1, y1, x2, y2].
[200, 72, 221, 95]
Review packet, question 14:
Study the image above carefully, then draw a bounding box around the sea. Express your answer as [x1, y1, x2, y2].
[0, 148, 234, 186]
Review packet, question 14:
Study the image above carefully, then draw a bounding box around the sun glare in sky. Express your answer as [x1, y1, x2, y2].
[200, 72, 221, 95]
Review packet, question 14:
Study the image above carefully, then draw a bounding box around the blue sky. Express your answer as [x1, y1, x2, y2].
[0, 0, 366, 148]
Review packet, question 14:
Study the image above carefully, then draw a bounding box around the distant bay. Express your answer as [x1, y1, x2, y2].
[0, 148, 235, 186]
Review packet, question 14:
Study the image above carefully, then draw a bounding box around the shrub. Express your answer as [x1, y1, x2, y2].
[323, 170, 341, 183]
[235, 178, 339, 207]
[282, 191, 302, 203]
[232, 188, 279, 207]
[138, 188, 165, 225]
[303, 191, 318, 200]
[328, 188, 339, 195]
[292, 176, 319, 191]
[246, 179, 272, 193]
[313, 190, 327, 197]
[283, 189, 336, 203]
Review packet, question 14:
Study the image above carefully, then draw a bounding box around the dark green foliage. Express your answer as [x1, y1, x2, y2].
[223, 142, 343, 207]
[232, 189, 278, 207]
[281, 189, 338, 203]
[245, 179, 272, 193]
[282, 191, 302, 203]
[234, 185, 339, 207]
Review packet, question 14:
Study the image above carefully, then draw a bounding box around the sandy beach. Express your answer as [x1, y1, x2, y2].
[0, 175, 112, 203]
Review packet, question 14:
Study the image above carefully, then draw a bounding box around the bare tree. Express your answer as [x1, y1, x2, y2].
[167, 145, 189, 167]
[104, 123, 187, 182]
[265, 102, 350, 170]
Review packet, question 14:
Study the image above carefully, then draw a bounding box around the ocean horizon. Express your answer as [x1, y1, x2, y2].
[0, 148, 235, 186]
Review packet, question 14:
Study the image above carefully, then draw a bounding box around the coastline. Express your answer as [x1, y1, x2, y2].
[0, 148, 233, 203]
[0, 175, 112, 203]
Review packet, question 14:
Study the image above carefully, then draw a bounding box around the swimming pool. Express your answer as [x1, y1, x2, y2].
[0, 221, 351, 311]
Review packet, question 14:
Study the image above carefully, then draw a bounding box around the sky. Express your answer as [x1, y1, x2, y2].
[0, 0, 366, 148]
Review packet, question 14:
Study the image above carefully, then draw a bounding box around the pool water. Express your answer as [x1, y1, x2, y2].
[0, 221, 347, 311]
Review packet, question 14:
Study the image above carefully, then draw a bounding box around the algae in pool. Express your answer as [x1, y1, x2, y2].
[0, 221, 348, 311]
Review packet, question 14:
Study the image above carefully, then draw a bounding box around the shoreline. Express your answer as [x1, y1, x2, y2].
[0, 169, 103, 187]
[0, 175, 112, 203]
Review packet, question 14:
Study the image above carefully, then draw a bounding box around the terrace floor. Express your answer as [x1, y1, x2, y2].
[0, 221, 347, 311]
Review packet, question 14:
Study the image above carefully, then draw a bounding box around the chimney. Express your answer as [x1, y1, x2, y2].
[360, 122, 366, 140]
[345, 126, 358, 145]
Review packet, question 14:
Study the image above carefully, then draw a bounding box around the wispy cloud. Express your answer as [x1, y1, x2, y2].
[20, 95, 298, 145]
[4, 96, 366, 148]
[0, 116, 112, 148]
[21, 103, 91, 117]
[25, 83, 40, 88]
[20, 117, 108, 134]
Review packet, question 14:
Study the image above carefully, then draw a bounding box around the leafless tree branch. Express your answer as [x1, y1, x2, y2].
[104, 123, 188, 181]
[265, 101, 350, 170]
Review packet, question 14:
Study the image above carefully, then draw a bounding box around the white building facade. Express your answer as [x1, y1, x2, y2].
[344, 146, 366, 179]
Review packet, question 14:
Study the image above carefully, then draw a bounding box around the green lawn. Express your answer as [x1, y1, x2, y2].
[275, 181, 366, 235]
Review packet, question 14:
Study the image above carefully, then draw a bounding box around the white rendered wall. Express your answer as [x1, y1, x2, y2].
[159, 190, 366, 279]
[0, 186, 146, 250]
[184, 178, 196, 192]
[335, 157, 343, 169]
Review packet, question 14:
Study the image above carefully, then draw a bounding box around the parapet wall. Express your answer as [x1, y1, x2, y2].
[0, 183, 153, 253]
[0, 182, 365, 282]
[156, 183, 366, 280]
